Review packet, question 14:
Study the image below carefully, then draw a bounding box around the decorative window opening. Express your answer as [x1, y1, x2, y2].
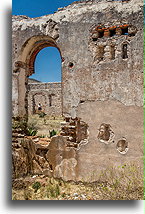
[110, 45, 115, 60]
[122, 44, 128, 59]
[110, 29, 116, 37]
[91, 24, 131, 40]
[122, 27, 128, 35]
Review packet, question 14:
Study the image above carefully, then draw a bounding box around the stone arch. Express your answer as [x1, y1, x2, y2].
[15, 35, 62, 117]
[19, 35, 62, 76]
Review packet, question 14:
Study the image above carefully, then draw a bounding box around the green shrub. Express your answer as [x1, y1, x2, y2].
[49, 129, 57, 137]
[39, 112, 47, 118]
[32, 181, 41, 193]
[26, 127, 38, 136]
[26, 121, 38, 136]
[12, 117, 27, 133]
[47, 184, 60, 198]
[39, 135, 46, 138]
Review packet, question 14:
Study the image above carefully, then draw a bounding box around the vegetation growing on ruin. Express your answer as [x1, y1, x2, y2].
[28, 115, 64, 136]
[12, 117, 27, 133]
[12, 163, 143, 200]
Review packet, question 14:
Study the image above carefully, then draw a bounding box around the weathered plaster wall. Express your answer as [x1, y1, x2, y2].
[12, 0, 143, 117]
[59, 0, 143, 117]
[27, 82, 62, 116]
[76, 100, 143, 181]
[12, 74, 19, 116]
[12, 0, 143, 182]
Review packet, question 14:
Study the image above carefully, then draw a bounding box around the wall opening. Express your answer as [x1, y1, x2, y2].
[27, 45, 63, 118]
[110, 29, 116, 37]
[92, 37, 98, 42]
[122, 44, 128, 59]
[122, 27, 128, 35]
[30, 47, 61, 83]
[49, 94, 52, 107]
[98, 46, 105, 61]
[110, 45, 115, 60]
[98, 30, 104, 38]
[68, 62, 74, 68]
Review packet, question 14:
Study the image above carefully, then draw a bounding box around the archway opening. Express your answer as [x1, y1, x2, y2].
[27, 45, 64, 136]
[30, 47, 61, 83]
[17, 36, 63, 117]
[28, 46, 62, 115]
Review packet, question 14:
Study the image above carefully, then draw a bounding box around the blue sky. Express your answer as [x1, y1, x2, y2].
[12, 0, 75, 82]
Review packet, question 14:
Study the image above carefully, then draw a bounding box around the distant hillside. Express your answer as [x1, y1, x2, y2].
[28, 78, 42, 83]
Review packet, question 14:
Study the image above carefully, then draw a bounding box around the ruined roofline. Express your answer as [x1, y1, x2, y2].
[71, 0, 131, 4]
[28, 82, 61, 84]
[12, 15, 31, 21]
[69, 0, 132, 7]
[12, 0, 133, 21]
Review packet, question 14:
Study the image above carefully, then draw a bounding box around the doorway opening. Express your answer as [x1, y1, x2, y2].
[28, 47, 62, 116]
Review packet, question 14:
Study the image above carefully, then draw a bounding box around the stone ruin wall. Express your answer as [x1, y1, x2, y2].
[12, 0, 144, 182]
[27, 81, 62, 117]
[12, 117, 89, 181]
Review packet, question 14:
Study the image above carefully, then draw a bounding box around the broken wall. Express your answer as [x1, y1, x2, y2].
[28, 82, 62, 116]
[12, 0, 144, 181]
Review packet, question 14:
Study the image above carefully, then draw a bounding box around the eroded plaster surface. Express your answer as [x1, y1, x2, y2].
[12, 0, 143, 182]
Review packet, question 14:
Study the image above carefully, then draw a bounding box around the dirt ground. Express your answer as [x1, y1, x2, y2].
[28, 114, 64, 137]
[12, 164, 144, 200]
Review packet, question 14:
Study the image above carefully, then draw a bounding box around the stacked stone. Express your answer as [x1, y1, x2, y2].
[60, 117, 88, 149]
[77, 121, 88, 142]
[12, 128, 25, 144]
[60, 118, 77, 144]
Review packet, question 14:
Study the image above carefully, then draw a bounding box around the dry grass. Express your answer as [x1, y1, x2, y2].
[28, 115, 64, 136]
[12, 163, 143, 200]
[90, 163, 143, 200]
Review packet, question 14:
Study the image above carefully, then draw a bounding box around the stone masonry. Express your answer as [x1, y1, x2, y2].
[12, 0, 144, 182]
[27, 79, 62, 116]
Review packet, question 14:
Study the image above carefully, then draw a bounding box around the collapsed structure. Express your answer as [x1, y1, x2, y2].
[12, 0, 144, 181]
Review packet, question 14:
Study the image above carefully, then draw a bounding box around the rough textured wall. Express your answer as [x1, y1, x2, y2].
[12, 0, 143, 117]
[76, 100, 143, 181]
[12, 0, 143, 181]
[59, 0, 143, 116]
[12, 74, 19, 116]
[28, 82, 62, 116]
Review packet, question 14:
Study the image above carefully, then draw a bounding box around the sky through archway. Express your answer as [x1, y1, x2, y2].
[30, 47, 61, 83]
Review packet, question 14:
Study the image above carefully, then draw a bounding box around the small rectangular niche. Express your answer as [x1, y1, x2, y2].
[49, 95, 52, 107]
[110, 45, 115, 60]
[122, 44, 128, 59]
[110, 29, 116, 37]
[122, 27, 128, 35]
[97, 46, 105, 61]
[98, 30, 104, 38]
